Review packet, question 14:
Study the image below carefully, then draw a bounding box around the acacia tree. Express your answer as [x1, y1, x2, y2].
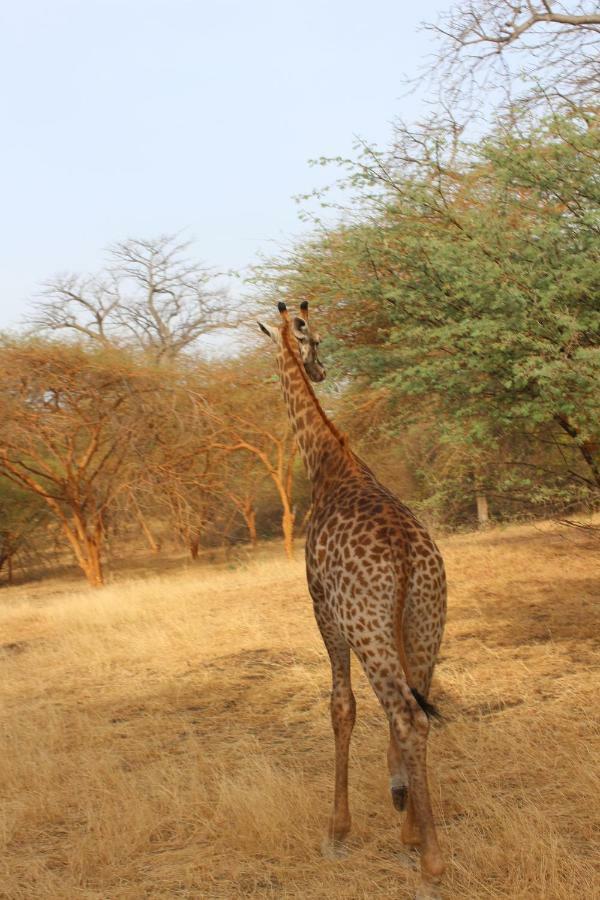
[0, 340, 161, 586]
[216, 421, 298, 557]
[255, 109, 600, 522]
[32, 235, 231, 363]
[207, 355, 300, 558]
[155, 464, 221, 560]
[118, 362, 231, 559]
[0, 479, 49, 584]
[223, 454, 267, 547]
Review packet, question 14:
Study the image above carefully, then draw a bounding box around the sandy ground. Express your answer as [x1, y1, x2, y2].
[1, 521, 599, 899]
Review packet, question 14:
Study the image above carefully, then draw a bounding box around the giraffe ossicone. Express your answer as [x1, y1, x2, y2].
[259, 301, 447, 900]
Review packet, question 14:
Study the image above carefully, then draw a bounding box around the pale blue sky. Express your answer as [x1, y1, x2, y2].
[1, 0, 451, 330]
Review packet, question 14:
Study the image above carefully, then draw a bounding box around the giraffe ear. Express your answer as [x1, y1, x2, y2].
[292, 317, 308, 339]
[258, 321, 276, 342]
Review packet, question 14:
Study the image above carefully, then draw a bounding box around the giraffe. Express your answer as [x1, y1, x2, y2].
[258, 301, 447, 900]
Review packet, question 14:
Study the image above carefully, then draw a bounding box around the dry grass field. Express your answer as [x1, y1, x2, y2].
[1, 522, 599, 899]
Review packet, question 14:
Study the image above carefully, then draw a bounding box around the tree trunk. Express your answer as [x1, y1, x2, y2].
[137, 508, 160, 554]
[555, 414, 600, 489]
[73, 532, 104, 587]
[189, 533, 200, 560]
[282, 506, 295, 560]
[299, 504, 313, 535]
[271, 465, 295, 559]
[476, 493, 489, 529]
[62, 516, 104, 587]
[83, 537, 104, 587]
[243, 504, 257, 547]
[129, 491, 160, 554]
[0, 532, 17, 585]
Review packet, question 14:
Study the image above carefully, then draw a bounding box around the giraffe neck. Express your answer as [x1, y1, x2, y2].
[276, 330, 354, 485]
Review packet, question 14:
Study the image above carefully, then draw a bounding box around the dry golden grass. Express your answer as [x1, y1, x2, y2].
[1, 522, 599, 899]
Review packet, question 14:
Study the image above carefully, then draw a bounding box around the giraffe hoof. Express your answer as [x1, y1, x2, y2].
[321, 837, 350, 859]
[391, 784, 408, 811]
[392, 848, 417, 871]
[415, 883, 442, 900]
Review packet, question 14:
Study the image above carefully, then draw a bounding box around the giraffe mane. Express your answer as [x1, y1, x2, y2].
[280, 318, 350, 453]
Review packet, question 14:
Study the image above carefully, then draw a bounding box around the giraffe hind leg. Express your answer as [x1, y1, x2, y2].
[388, 724, 408, 811]
[391, 778, 408, 813]
[356, 644, 444, 896]
[389, 729, 426, 851]
[389, 730, 421, 845]
[389, 691, 441, 816]
[401, 698, 446, 853]
[315, 620, 356, 853]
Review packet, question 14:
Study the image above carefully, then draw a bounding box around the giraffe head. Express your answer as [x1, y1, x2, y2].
[258, 301, 326, 383]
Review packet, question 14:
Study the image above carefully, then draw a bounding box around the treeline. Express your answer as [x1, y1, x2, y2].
[0, 237, 309, 586]
[1, 4, 598, 586]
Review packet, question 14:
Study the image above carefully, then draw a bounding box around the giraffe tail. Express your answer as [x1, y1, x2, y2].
[392, 551, 444, 722]
[394, 605, 443, 721]
[411, 687, 443, 722]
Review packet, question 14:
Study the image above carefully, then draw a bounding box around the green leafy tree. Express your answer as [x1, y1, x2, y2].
[254, 109, 599, 522]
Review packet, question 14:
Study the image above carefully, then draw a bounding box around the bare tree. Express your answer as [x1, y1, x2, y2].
[33, 235, 231, 363]
[124, 367, 230, 559]
[224, 454, 268, 547]
[212, 419, 298, 559]
[420, 1, 600, 117]
[205, 355, 301, 558]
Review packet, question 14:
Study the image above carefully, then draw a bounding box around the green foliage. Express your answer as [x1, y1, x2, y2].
[254, 109, 600, 523]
